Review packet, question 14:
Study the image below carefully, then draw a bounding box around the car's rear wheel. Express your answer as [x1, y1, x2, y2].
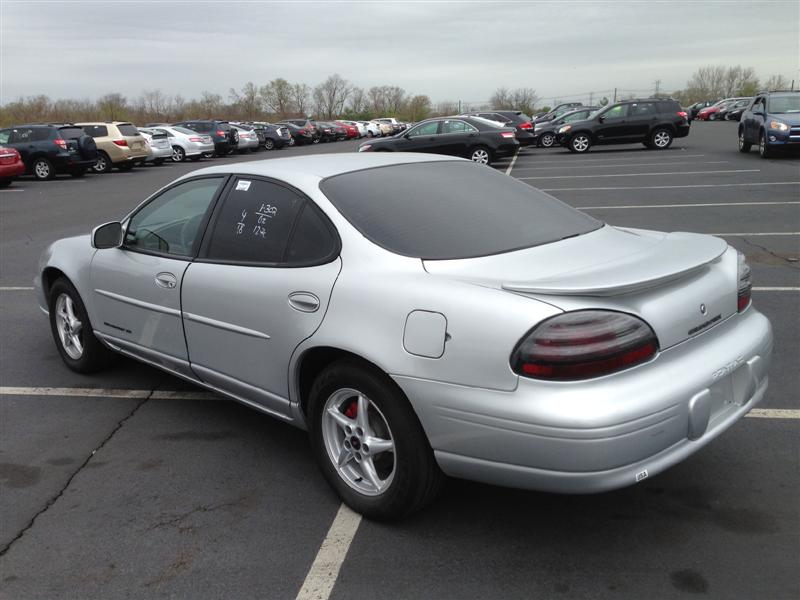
[738, 129, 752, 153]
[469, 145, 492, 165]
[539, 133, 555, 148]
[49, 278, 117, 373]
[92, 152, 112, 173]
[32, 157, 55, 180]
[172, 146, 186, 162]
[649, 128, 673, 150]
[759, 131, 772, 158]
[309, 359, 443, 520]
[569, 133, 591, 153]
[264, 138, 275, 150]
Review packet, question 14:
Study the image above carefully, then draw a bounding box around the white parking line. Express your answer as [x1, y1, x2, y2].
[715, 232, 800, 236]
[519, 169, 760, 180]
[578, 201, 800, 210]
[541, 181, 800, 191]
[295, 503, 362, 600]
[0, 286, 34, 291]
[504, 148, 520, 176]
[513, 161, 728, 171]
[515, 154, 707, 165]
[753, 287, 800, 291]
[747, 409, 800, 419]
[0, 188, 25, 193]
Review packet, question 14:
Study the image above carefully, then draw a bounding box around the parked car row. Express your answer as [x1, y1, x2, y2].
[693, 97, 753, 121]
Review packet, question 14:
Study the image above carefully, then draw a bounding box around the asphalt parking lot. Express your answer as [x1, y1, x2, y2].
[1, 122, 798, 599]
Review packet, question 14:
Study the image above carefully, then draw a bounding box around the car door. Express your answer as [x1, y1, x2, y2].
[594, 104, 630, 143]
[439, 119, 478, 156]
[90, 175, 226, 378]
[5, 127, 35, 165]
[396, 120, 443, 153]
[626, 102, 658, 140]
[181, 176, 341, 417]
[746, 96, 765, 142]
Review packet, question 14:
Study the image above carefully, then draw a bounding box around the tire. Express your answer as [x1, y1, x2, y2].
[468, 145, 492, 165]
[308, 359, 443, 520]
[93, 152, 112, 173]
[153, 158, 165, 166]
[738, 129, 752, 153]
[312, 136, 320, 144]
[759, 131, 772, 158]
[32, 157, 55, 180]
[367, 131, 374, 138]
[172, 146, 186, 162]
[649, 128, 673, 150]
[709, 113, 717, 121]
[539, 133, 555, 148]
[69, 168, 87, 178]
[264, 138, 275, 151]
[568, 133, 591, 153]
[48, 278, 117, 373]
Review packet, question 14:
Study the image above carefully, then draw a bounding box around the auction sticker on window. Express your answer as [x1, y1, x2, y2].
[236, 180, 252, 192]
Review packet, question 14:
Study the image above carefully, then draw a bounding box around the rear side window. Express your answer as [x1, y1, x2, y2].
[9, 128, 34, 143]
[193, 122, 213, 132]
[204, 178, 305, 264]
[117, 124, 139, 136]
[285, 204, 338, 265]
[83, 125, 108, 137]
[321, 161, 601, 260]
[630, 103, 656, 116]
[32, 128, 53, 141]
[58, 127, 86, 139]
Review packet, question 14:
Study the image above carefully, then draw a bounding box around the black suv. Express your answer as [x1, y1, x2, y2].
[173, 120, 238, 156]
[738, 90, 800, 158]
[534, 102, 584, 123]
[558, 99, 690, 153]
[466, 110, 535, 146]
[0, 123, 98, 180]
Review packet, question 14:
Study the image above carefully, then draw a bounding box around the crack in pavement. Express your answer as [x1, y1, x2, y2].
[143, 499, 242, 534]
[736, 236, 800, 271]
[0, 389, 155, 557]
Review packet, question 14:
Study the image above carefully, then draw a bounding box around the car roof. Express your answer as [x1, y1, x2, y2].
[184, 153, 461, 183]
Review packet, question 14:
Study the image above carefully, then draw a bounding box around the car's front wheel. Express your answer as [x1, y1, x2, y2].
[32, 157, 55, 180]
[759, 131, 772, 158]
[172, 146, 186, 162]
[309, 359, 443, 520]
[49, 278, 117, 373]
[469, 145, 492, 165]
[738, 129, 752, 153]
[569, 133, 591, 153]
[539, 133, 555, 148]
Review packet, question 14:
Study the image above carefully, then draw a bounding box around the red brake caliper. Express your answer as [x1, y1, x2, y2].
[343, 400, 358, 419]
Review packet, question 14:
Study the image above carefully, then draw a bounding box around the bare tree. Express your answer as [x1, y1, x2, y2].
[197, 91, 223, 117]
[764, 74, 789, 91]
[405, 95, 431, 122]
[490, 87, 512, 108]
[347, 86, 366, 115]
[432, 100, 458, 116]
[141, 90, 171, 121]
[368, 86, 386, 115]
[313, 74, 352, 118]
[97, 93, 128, 121]
[260, 78, 294, 118]
[291, 83, 311, 116]
[228, 82, 261, 120]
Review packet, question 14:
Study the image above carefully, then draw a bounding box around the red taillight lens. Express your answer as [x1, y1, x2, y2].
[54, 138, 67, 149]
[511, 310, 658, 380]
[678, 111, 688, 118]
[216, 130, 226, 136]
[113, 139, 128, 147]
[519, 122, 533, 129]
[737, 252, 752, 312]
[500, 132, 515, 138]
[189, 136, 203, 142]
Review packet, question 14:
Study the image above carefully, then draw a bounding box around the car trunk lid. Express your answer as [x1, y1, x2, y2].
[423, 225, 736, 349]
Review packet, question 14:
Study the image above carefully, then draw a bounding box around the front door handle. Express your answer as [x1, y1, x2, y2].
[154, 272, 177, 289]
[288, 292, 320, 313]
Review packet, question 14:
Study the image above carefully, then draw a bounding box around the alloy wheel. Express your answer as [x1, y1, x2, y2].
[93, 156, 107, 173]
[55, 293, 83, 360]
[322, 387, 396, 496]
[540, 133, 554, 147]
[264, 139, 274, 150]
[172, 146, 185, 162]
[653, 130, 671, 148]
[470, 148, 490, 164]
[34, 160, 51, 179]
[572, 135, 590, 152]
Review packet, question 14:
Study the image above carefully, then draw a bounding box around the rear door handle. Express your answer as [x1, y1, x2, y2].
[288, 292, 320, 313]
[154, 272, 177, 289]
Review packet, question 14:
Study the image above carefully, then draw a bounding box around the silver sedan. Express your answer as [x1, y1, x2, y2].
[35, 154, 772, 520]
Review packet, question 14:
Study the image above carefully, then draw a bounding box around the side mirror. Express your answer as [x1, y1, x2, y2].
[92, 221, 123, 249]
[403, 132, 411, 139]
[598, 116, 605, 123]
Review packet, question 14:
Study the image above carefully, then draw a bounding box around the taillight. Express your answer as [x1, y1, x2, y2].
[678, 111, 688, 118]
[737, 252, 752, 312]
[189, 136, 204, 142]
[54, 138, 67, 149]
[113, 139, 128, 147]
[500, 132, 515, 138]
[519, 122, 533, 129]
[216, 130, 226, 136]
[511, 310, 658, 380]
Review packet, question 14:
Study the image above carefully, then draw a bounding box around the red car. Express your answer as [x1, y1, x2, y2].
[335, 121, 359, 139]
[0, 147, 25, 187]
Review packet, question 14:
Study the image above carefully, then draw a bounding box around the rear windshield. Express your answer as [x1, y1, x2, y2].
[498, 111, 530, 123]
[173, 126, 196, 135]
[320, 161, 602, 260]
[58, 127, 85, 139]
[117, 123, 139, 136]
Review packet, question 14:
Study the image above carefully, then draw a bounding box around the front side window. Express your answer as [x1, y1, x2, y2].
[442, 120, 476, 134]
[0, 130, 9, 144]
[600, 104, 628, 119]
[125, 177, 223, 257]
[408, 121, 440, 137]
[563, 110, 589, 123]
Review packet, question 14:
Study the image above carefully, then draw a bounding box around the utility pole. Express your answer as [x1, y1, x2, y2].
[653, 79, 661, 97]
[458, 100, 461, 113]
[613, 88, 617, 102]
[588, 91, 593, 105]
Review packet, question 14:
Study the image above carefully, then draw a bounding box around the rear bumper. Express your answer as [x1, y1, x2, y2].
[675, 123, 691, 138]
[0, 162, 26, 178]
[147, 146, 172, 160]
[393, 307, 772, 493]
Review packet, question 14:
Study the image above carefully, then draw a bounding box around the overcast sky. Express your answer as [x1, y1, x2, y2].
[1, 0, 798, 105]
